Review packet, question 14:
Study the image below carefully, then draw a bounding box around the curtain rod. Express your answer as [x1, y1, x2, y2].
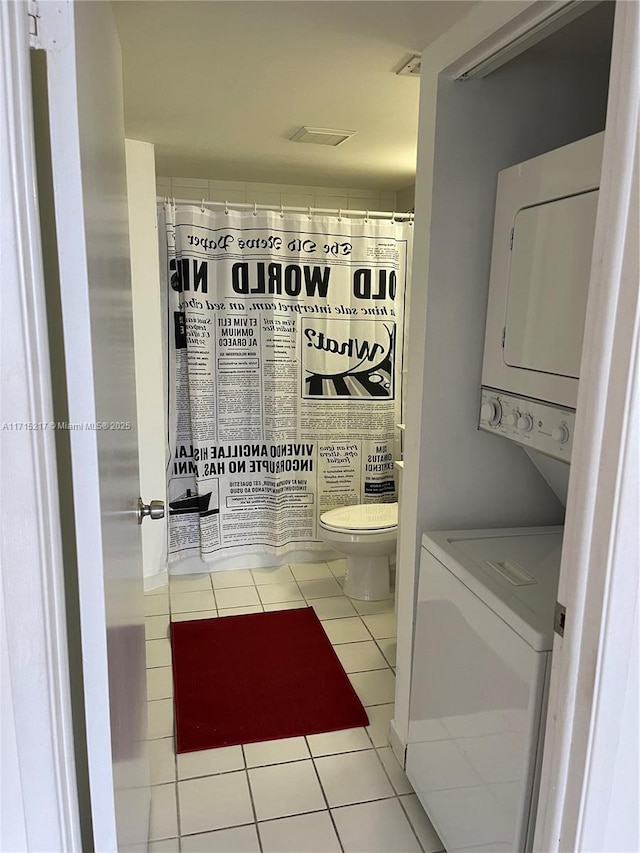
[157, 196, 414, 222]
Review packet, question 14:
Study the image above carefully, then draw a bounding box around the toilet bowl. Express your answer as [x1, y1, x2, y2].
[318, 502, 398, 601]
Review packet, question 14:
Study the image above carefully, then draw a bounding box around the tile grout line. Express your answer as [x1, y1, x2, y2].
[169, 588, 391, 618]
[362, 720, 429, 853]
[372, 635, 396, 669]
[309, 725, 403, 802]
[359, 612, 397, 646]
[170, 642, 180, 849]
[255, 574, 306, 608]
[306, 740, 346, 853]
[397, 794, 435, 853]
[242, 754, 265, 853]
[178, 820, 257, 848]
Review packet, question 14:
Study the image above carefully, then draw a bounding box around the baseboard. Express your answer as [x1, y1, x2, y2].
[144, 568, 168, 592]
[389, 718, 407, 767]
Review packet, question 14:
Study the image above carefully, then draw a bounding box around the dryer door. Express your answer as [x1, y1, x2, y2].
[504, 190, 598, 379]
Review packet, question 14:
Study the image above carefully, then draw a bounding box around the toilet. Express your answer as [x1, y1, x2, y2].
[318, 502, 398, 601]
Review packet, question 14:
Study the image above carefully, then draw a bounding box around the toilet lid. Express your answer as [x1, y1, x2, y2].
[320, 502, 398, 532]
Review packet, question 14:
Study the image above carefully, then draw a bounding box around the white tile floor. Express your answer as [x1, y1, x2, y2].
[145, 559, 444, 853]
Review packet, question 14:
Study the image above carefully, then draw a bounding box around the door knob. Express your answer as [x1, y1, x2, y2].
[137, 497, 165, 524]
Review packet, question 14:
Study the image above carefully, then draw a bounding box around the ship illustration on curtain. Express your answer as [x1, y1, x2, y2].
[160, 204, 412, 572]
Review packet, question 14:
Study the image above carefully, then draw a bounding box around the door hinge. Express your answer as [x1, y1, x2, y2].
[28, 0, 40, 48]
[501, 327, 506, 348]
[554, 602, 566, 637]
[509, 228, 514, 250]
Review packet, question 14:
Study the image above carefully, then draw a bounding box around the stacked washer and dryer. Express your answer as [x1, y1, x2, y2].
[406, 133, 604, 852]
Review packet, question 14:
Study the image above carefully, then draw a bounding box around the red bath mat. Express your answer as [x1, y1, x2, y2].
[170, 607, 369, 753]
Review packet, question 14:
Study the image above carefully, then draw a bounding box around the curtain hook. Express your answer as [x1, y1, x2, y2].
[224, 200, 229, 215]
[201, 198, 206, 212]
[365, 210, 370, 223]
[391, 210, 397, 224]
[308, 206, 312, 220]
[338, 208, 342, 222]
[253, 202, 258, 216]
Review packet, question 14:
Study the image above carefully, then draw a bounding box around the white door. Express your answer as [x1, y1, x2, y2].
[37, 2, 149, 849]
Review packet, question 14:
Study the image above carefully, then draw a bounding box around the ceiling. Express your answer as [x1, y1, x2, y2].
[112, 1, 475, 190]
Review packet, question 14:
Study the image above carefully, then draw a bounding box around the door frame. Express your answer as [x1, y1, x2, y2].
[0, 1, 81, 849]
[534, 3, 640, 847]
[2, 0, 637, 849]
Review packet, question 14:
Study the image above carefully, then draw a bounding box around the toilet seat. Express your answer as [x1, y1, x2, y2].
[320, 502, 398, 533]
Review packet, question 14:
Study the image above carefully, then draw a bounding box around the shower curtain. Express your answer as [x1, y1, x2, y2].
[161, 203, 412, 572]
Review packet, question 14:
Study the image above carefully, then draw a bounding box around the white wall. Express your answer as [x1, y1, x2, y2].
[126, 140, 167, 589]
[396, 184, 415, 213]
[157, 175, 397, 213]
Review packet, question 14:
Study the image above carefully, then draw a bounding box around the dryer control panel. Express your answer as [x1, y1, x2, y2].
[479, 387, 575, 462]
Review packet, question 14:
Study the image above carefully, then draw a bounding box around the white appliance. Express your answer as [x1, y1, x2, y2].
[480, 133, 604, 462]
[406, 526, 563, 853]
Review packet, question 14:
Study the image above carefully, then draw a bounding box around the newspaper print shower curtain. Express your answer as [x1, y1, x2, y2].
[161, 203, 411, 571]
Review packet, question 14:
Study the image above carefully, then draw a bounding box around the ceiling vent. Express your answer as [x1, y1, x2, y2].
[289, 127, 356, 147]
[396, 54, 421, 77]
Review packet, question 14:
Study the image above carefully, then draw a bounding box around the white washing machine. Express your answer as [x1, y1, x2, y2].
[406, 526, 563, 853]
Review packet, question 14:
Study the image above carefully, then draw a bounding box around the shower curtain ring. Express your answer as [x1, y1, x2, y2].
[365, 210, 370, 223]
[253, 202, 258, 216]
[308, 206, 312, 220]
[224, 200, 229, 215]
[201, 199, 206, 212]
[391, 210, 397, 223]
[338, 208, 342, 222]
[280, 203, 284, 218]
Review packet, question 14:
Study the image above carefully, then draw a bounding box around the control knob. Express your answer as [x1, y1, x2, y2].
[552, 423, 570, 444]
[517, 414, 534, 432]
[480, 398, 502, 426]
[504, 411, 520, 427]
